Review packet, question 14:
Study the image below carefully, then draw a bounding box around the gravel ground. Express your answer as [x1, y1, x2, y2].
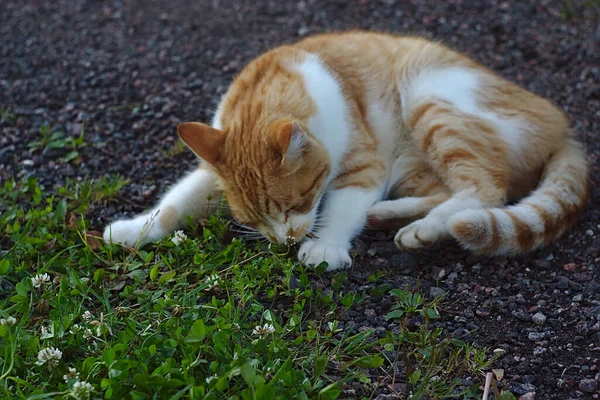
[1, 0, 599, 398]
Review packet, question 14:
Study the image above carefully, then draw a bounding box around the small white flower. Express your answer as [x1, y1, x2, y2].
[36, 347, 62, 367]
[204, 274, 220, 290]
[40, 324, 54, 339]
[0, 316, 16, 326]
[31, 273, 51, 289]
[70, 380, 94, 399]
[83, 328, 94, 340]
[205, 374, 218, 384]
[81, 311, 94, 323]
[63, 367, 80, 382]
[252, 323, 275, 338]
[70, 324, 82, 334]
[170, 230, 187, 246]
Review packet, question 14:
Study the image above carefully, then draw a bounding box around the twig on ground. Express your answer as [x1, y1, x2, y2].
[482, 372, 493, 400]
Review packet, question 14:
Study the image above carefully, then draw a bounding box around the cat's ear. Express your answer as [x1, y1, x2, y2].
[177, 122, 226, 164]
[272, 121, 307, 165]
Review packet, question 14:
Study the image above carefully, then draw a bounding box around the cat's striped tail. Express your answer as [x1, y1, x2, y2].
[448, 139, 589, 256]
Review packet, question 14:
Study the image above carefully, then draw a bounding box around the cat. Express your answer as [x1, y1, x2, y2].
[103, 31, 589, 271]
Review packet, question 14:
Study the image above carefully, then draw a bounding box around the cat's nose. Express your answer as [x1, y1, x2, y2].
[287, 227, 307, 244]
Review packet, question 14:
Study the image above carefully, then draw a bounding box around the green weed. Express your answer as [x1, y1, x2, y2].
[0, 178, 498, 399]
[27, 124, 88, 164]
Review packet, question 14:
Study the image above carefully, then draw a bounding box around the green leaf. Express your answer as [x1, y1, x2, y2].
[389, 288, 407, 299]
[352, 355, 384, 369]
[62, 150, 79, 163]
[127, 269, 148, 281]
[184, 319, 206, 346]
[0, 325, 9, 337]
[409, 369, 421, 385]
[0, 258, 10, 275]
[263, 309, 274, 322]
[93, 268, 106, 286]
[426, 307, 440, 319]
[385, 309, 405, 320]
[501, 391, 517, 400]
[149, 265, 160, 281]
[314, 355, 327, 377]
[212, 331, 229, 355]
[103, 347, 116, 365]
[241, 363, 264, 387]
[159, 270, 176, 284]
[318, 383, 340, 400]
[16, 281, 29, 297]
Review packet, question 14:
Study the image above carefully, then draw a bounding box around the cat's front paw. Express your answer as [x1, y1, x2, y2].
[394, 218, 444, 250]
[103, 213, 166, 247]
[298, 240, 352, 271]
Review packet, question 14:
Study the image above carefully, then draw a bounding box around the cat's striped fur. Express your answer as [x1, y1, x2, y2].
[104, 31, 589, 271]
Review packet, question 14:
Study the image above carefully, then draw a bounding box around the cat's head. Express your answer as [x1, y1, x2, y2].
[178, 119, 330, 244]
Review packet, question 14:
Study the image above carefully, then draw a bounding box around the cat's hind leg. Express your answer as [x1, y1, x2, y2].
[368, 193, 449, 222]
[103, 165, 222, 247]
[367, 152, 450, 227]
[394, 101, 509, 250]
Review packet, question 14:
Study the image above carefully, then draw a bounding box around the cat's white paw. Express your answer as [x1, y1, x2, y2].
[103, 213, 166, 247]
[298, 240, 352, 271]
[394, 218, 445, 250]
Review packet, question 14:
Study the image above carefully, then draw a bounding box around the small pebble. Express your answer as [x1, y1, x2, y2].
[510, 383, 536, 395]
[431, 266, 446, 280]
[579, 378, 598, 393]
[528, 331, 551, 341]
[572, 294, 583, 302]
[532, 312, 547, 325]
[493, 348, 507, 356]
[556, 276, 569, 290]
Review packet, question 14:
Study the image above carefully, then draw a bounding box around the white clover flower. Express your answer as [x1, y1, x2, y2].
[37, 347, 62, 367]
[63, 367, 80, 382]
[40, 324, 54, 339]
[81, 311, 94, 323]
[170, 230, 187, 246]
[70, 380, 94, 399]
[83, 328, 94, 340]
[205, 374, 218, 384]
[31, 273, 51, 289]
[204, 274, 220, 290]
[0, 316, 16, 326]
[70, 324, 82, 334]
[252, 323, 275, 339]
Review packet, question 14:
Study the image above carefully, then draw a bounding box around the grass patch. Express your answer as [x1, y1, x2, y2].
[27, 124, 89, 165]
[1, 177, 500, 399]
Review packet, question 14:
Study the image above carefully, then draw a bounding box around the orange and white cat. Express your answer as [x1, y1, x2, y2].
[103, 31, 589, 271]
